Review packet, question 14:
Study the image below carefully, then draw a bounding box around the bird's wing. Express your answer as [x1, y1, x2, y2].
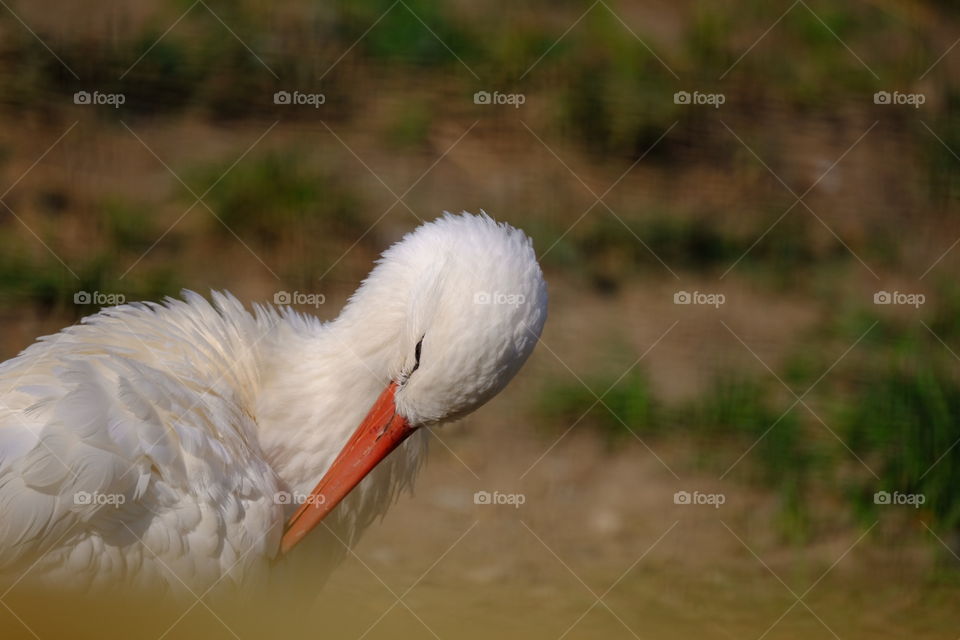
[0, 292, 283, 590]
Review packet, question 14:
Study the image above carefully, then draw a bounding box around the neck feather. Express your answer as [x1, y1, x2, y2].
[253, 302, 407, 496]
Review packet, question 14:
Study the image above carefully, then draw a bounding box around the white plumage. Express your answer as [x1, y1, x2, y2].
[0, 212, 547, 594]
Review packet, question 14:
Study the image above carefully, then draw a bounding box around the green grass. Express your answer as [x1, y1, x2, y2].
[189, 152, 364, 246]
[100, 198, 160, 252]
[535, 365, 816, 537]
[689, 374, 813, 538]
[346, 0, 481, 69]
[845, 359, 960, 530]
[384, 100, 433, 149]
[534, 332, 960, 543]
[536, 368, 658, 445]
[0, 247, 176, 315]
[537, 210, 850, 293]
[921, 98, 960, 207]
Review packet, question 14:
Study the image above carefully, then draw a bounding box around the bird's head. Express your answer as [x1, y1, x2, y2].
[280, 212, 547, 553]
[383, 212, 548, 425]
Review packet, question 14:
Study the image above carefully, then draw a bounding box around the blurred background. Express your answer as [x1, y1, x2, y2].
[1, 0, 960, 638]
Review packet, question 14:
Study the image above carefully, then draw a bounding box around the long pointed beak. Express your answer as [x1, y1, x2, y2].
[280, 381, 414, 554]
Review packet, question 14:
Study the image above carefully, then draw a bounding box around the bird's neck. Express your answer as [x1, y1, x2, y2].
[253, 306, 404, 497]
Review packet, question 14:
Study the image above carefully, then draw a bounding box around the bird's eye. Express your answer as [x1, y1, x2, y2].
[411, 337, 424, 373]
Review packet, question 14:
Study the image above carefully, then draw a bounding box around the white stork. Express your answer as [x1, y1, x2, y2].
[0, 212, 547, 594]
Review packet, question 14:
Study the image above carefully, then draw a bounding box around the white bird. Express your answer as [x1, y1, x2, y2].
[0, 212, 547, 594]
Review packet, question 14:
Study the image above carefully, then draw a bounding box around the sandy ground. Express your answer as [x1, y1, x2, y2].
[2, 420, 957, 639]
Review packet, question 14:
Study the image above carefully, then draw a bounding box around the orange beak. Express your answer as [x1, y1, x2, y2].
[280, 381, 415, 554]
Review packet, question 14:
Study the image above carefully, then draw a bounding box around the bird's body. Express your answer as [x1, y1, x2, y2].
[0, 213, 547, 593]
[0, 293, 287, 591]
